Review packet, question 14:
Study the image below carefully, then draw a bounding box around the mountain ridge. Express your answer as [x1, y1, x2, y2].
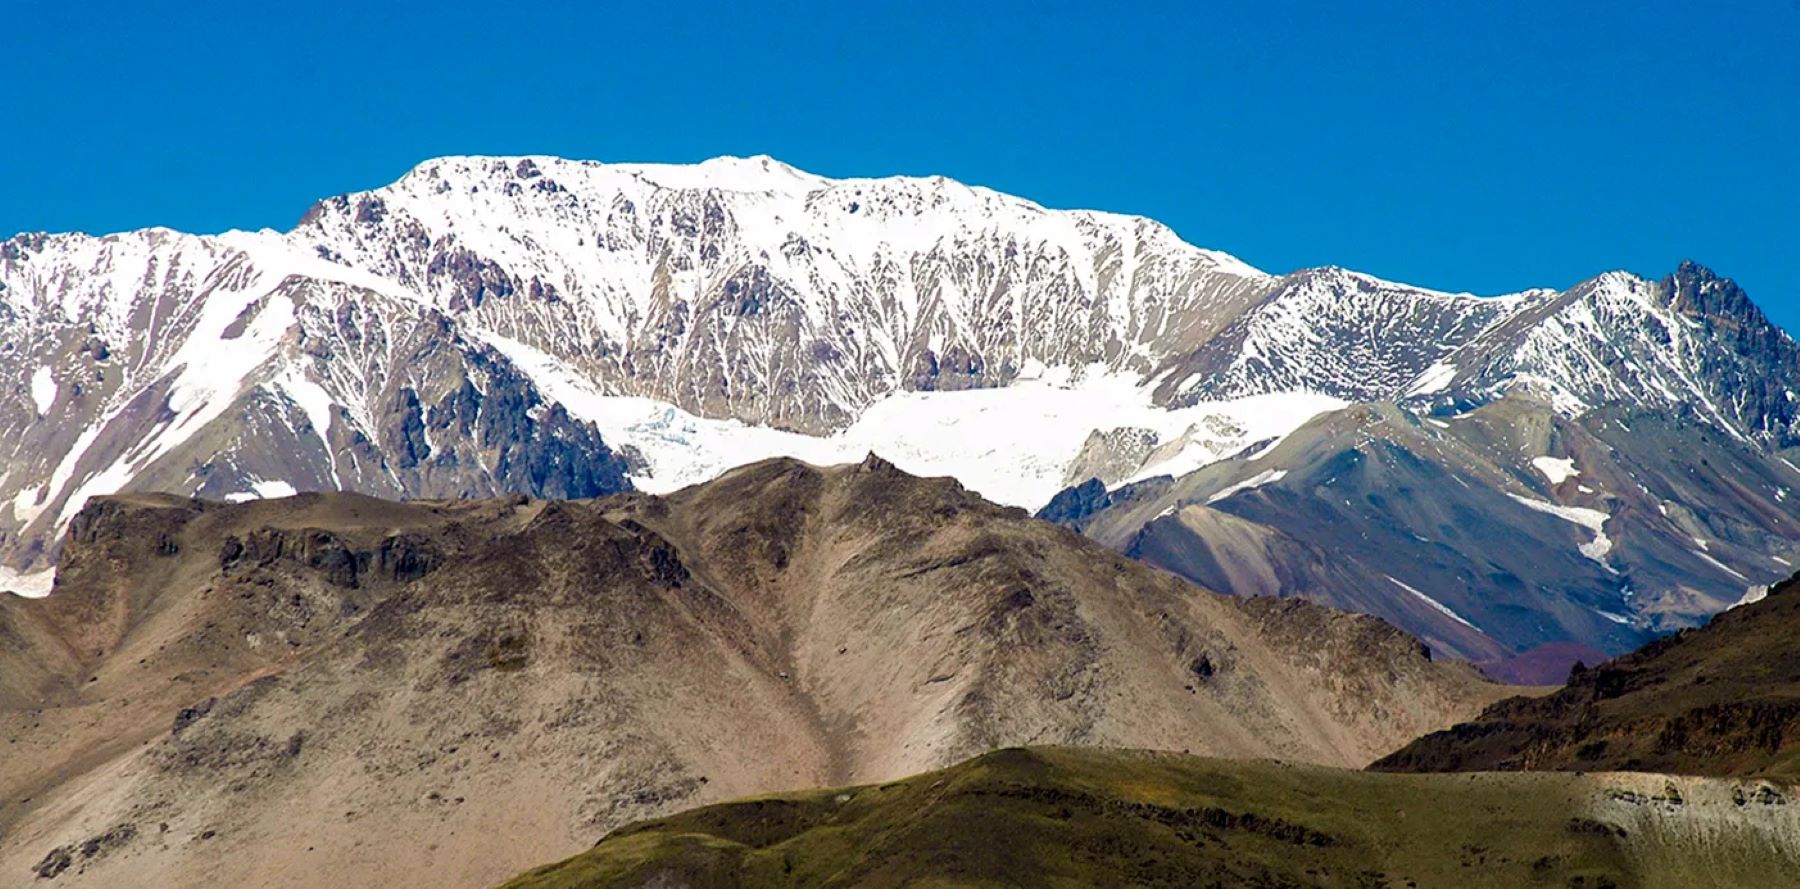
[6, 154, 1797, 672]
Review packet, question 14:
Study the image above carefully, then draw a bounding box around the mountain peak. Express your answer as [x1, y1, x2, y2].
[629, 153, 828, 193]
[1674, 258, 1721, 283]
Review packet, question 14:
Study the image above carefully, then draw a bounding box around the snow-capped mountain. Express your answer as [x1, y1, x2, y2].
[0, 226, 632, 585]
[1417, 263, 1800, 446]
[0, 154, 1310, 581]
[1154, 267, 1542, 405]
[294, 155, 1271, 433]
[4, 154, 1798, 655]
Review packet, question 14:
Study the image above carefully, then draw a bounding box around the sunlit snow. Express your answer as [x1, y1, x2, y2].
[1506, 492, 1615, 569]
[0, 566, 53, 598]
[29, 366, 57, 415]
[10, 487, 48, 526]
[224, 480, 300, 503]
[483, 332, 1341, 509]
[1530, 456, 1579, 485]
[1695, 550, 1749, 582]
[1731, 584, 1770, 610]
[1405, 361, 1458, 397]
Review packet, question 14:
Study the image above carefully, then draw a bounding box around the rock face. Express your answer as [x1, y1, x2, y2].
[1050, 260, 1800, 676]
[1060, 427, 1160, 488]
[1372, 569, 1800, 780]
[0, 460, 1505, 888]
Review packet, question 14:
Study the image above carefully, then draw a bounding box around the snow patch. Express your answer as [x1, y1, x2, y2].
[1504, 373, 1591, 416]
[225, 480, 299, 503]
[1531, 456, 1579, 485]
[1405, 361, 1458, 397]
[1506, 492, 1615, 568]
[0, 566, 53, 598]
[10, 487, 49, 526]
[480, 332, 1342, 509]
[1731, 585, 1769, 610]
[274, 369, 341, 489]
[29, 366, 57, 414]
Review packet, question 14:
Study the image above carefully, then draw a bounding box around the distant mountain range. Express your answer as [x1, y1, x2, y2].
[6, 154, 1799, 673]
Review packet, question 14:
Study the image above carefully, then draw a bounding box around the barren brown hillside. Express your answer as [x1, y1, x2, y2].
[0, 456, 1507, 887]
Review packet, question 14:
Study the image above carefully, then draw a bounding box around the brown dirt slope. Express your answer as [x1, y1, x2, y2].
[1374, 571, 1800, 780]
[0, 457, 1506, 888]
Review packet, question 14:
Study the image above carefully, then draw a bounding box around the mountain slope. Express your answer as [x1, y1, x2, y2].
[0, 228, 633, 573]
[1152, 266, 1534, 405]
[1373, 570, 1800, 780]
[504, 746, 1800, 889]
[1050, 390, 1800, 675]
[0, 459, 1503, 888]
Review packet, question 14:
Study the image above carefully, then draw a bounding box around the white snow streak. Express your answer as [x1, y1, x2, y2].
[1386, 575, 1477, 630]
[1695, 550, 1749, 582]
[224, 480, 299, 503]
[1206, 469, 1289, 505]
[1506, 492, 1615, 568]
[1405, 361, 1458, 397]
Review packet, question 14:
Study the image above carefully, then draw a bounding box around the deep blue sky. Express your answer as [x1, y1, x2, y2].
[4, 1, 1797, 326]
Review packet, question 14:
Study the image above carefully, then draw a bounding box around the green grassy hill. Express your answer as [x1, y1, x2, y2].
[500, 746, 1800, 888]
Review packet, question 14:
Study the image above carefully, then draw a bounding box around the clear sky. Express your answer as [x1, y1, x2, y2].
[4, 1, 1796, 326]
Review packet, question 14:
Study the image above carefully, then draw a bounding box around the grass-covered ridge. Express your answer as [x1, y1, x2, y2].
[500, 746, 1800, 888]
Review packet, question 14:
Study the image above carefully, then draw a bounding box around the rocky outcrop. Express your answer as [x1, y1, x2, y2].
[1373, 570, 1800, 780]
[1060, 427, 1159, 488]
